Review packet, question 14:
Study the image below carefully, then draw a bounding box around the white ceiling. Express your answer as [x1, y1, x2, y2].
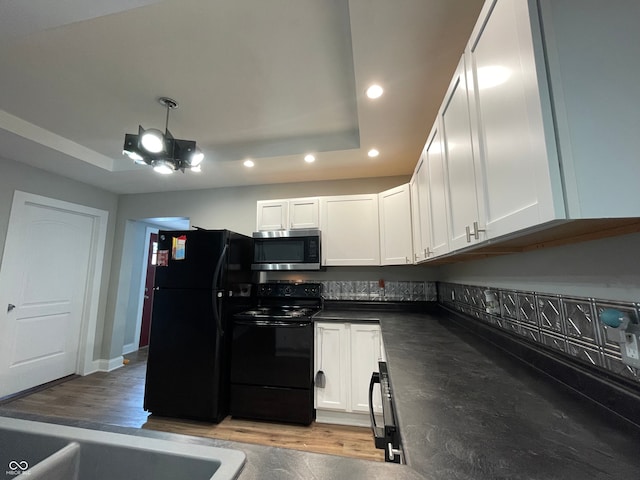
[0, 0, 484, 194]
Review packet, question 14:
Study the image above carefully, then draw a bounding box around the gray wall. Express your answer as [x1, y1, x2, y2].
[437, 232, 640, 303]
[0, 157, 118, 360]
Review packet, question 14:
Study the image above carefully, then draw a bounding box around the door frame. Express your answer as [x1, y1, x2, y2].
[125, 225, 158, 354]
[0, 191, 109, 376]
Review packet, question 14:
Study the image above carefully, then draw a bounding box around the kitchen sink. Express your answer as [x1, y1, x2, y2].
[0, 417, 245, 480]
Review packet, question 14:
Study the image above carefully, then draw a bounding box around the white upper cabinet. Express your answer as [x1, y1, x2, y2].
[256, 197, 319, 231]
[411, 130, 450, 262]
[423, 125, 450, 258]
[466, 0, 563, 239]
[460, 0, 640, 239]
[409, 171, 424, 263]
[379, 184, 413, 265]
[441, 55, 485, 251]
[320, 195, 380, 266]
[256, 200, 288, 231]
[289, 197, 320, 229]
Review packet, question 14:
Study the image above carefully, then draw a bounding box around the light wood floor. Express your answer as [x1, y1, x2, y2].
[0, 349, 383, 462]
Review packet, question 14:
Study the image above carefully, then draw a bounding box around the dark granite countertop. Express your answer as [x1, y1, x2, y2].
[378, 308, 640, 480]
[314, 309, 382, 322]
[4, 305, 640, 479]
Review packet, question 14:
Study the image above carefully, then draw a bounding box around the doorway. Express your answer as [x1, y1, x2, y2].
[139, 232, 158, 348]
[124, 217, 189, 355]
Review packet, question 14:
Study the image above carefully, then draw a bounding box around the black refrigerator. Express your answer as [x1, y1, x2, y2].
[143, 229, 253, 422]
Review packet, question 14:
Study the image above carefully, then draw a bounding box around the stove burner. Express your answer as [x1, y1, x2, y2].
[237, 306, 317, 319]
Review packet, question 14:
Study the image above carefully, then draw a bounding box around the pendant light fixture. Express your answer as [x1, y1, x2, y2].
[123, 97, 204, 174]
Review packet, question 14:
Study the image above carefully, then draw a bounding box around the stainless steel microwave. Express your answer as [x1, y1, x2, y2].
[251, 229, 321, 271]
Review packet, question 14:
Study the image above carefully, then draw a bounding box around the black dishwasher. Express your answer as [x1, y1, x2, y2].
[370, 361, 402, 463]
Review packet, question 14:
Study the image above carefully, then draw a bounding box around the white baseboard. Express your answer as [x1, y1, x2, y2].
[121, 342, 138, 355]
[95, 356, 124, 372]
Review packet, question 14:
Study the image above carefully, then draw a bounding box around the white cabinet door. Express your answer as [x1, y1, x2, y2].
[410, 155, 431, 263]
[379, 184, 413, 265]
[256, 200, 288, 231]
[349, 324, 384, 414]
[441, 55, 485, 251]
[320, 195, 380, 266]
[289, 197, 320, 229]
[257, 198, 319, 231]
[467, 0, 561, 239]
[409, 172, 423, 264]
[315, 322, 348, 411]
[424, 125, 450, 258]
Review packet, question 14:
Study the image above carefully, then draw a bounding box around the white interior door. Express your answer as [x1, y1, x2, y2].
[0, 192, 108, 397]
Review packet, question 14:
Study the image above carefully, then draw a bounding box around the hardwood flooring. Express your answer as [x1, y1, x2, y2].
[0, 349, 383, 462]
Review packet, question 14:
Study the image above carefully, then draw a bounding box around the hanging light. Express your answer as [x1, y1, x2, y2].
[190, 147, 204, 167]
[123, 97, 204, 174]
[139, 128, 165, 153]
[152, 159, 175, 175]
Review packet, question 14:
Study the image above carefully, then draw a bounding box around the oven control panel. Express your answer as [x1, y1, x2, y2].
[257, 283, 322, 298]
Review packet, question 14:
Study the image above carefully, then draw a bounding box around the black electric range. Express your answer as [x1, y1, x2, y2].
[229, 283, 322, 425]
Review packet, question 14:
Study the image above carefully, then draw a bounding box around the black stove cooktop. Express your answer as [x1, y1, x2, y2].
[235, 282, 323, 321]
[236, 306, 319, 319]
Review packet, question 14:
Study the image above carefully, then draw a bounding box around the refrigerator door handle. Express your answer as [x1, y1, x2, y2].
[212, 243, 229, 337]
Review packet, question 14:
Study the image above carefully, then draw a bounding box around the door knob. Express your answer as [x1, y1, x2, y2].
[7, 304, 16, 312]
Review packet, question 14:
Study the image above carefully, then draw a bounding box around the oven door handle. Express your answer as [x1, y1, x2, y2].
[369, 371, 385, 446]
[234, 319, 311, 328]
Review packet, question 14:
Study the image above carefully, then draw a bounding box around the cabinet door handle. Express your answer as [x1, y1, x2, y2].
[465, 225, 472, 243]
[472, 221, 486, 240]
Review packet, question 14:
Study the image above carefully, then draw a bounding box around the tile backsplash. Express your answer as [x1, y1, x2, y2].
[321, 280, 437, 302]
[438, 282, 640, 385]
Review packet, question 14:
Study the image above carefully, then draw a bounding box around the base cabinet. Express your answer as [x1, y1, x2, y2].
[315, 322, 385, 426]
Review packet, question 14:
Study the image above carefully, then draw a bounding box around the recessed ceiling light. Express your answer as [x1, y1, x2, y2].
[368, 148, 379, 158]
[366, 84, 383, 99]
[304, 154, 315, 163]
[243, 159, 255, 168]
